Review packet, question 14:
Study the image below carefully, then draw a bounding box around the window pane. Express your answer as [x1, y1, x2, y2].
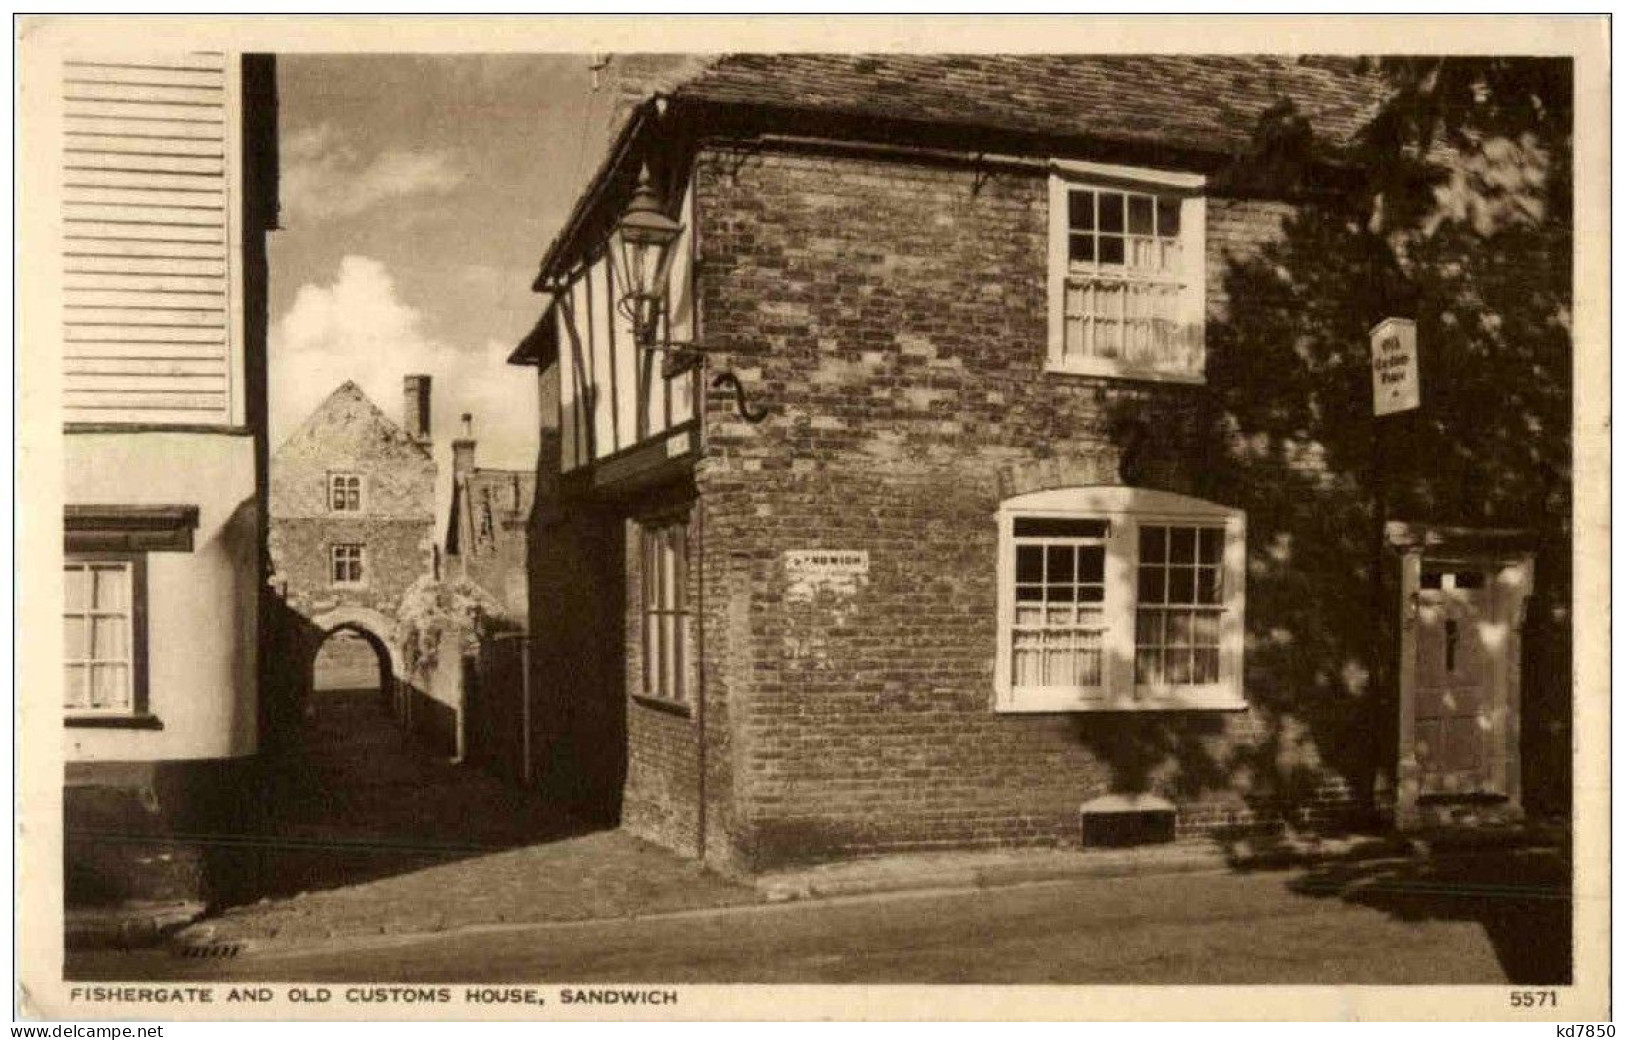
[1169, 526, 1197, 563]
[1016, 583, 1043, 602]
[65, 664, 88, 709]
[1077, 584, 1104, 603]
[1130, 237, 1157, 270]
[1192, 611, 1220, 647]
[64, 566, 89, 611]
[1098, 235, 1124, 265]
[1045, 545, 1074, 583]
[1078, 545, 1104, 582]
[64, 616, 87, 659]
[1166, 649, 1193, 684]
[663, 613, 678, 698]
[1099, 192, 1124, 233]
[1196, 566, 1221, 604]
[91, 663, 128, 709]
[94, 566, 128, 610]
[1046, 603, 1073, 625]
[1014, 604, 1042, 625]
[1015, 545, 1043, 583]
[1012, 630, 1041, 687]
[1135, 648, 1163, 685]
[1068, 234, 1095, 264]
[1139, 525, 1167, 563]
[1193, 648, 1220, 683]
[1014, 518, 1109, 539]
[1198, 526, 1224, 563]
[1168, 566, 1196, 604]
[1068, 190, 1095, 230]
[1167, 610, 1193, 646]
[1136, 609, 1163, 646]
[1128, 195, 1154, 235]
[93, 616, 127, 660]
[1156, 196, 1181, 237]
[1138, 565, 1166, 604]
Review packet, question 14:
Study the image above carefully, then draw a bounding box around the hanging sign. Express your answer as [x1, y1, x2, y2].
[1370, 317, 1420, 416]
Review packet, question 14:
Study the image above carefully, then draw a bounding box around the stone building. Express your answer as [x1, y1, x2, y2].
[55, 52, 279, 911]
[510, 55, 1572, 872]
[268, 377, 439, 739]
[445, 413, 535, 627]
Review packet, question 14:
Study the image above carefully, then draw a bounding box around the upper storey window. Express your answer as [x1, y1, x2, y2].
[329, 473, 362, 513]
[1048, 161, 1206, 383]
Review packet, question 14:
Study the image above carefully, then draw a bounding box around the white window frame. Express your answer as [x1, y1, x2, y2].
[329, 472, 364, 513]
[995, 486, 1245, 712]
[1047, 160, 1207, 383]
[638, 515, 691, 707]
[330, 543, 366, 587]
[63, 557, 142, 718]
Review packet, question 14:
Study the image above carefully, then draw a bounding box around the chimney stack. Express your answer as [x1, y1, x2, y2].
[452, 412, 476, 482]
[403, 374, 431, 443]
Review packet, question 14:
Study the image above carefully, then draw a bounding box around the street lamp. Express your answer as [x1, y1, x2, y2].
[613, 166, 683, 349]
[609, 164, 768, 422]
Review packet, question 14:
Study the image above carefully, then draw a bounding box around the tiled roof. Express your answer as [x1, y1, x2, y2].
[670, 54, 1389, 158]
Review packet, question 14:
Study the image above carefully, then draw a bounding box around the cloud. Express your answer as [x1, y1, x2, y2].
[281, 122, 468, 221]
[271, 256, 537, 522]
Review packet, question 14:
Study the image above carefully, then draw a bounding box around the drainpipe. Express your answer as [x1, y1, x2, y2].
[520, 636, 533, 785]
[692, 180, 709, 866]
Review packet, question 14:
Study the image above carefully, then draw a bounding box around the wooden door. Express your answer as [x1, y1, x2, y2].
[1413, 565, 1499, 796]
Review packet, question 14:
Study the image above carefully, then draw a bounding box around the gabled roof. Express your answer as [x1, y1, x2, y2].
[668, 54, 1388, 159]
[273, 380, 431, 462]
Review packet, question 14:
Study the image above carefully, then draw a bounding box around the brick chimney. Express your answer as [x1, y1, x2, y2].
[452, 412, 476, 482]
[403, 374, 431, 443]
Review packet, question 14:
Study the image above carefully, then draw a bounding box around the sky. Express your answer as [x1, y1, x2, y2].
[269, 54, 618, 521]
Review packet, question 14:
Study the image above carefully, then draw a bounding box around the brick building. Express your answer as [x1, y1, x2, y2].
[269, 377, 438, 734]
[510, 55, 1572, 871]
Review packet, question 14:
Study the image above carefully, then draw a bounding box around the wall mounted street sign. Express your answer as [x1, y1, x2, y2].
[1371, 317, 1420, 416]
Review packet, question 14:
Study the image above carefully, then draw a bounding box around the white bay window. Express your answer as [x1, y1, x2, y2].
[1048, 161, 1206, 382]
[996, 487, 1245, 712]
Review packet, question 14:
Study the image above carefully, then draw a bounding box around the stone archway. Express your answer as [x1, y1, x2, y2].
[306, 606, 406, 723]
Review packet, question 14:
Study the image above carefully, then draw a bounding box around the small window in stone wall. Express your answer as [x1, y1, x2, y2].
[331, 543, 365, 586]
[1048, 161, 1207, 383]
[330, 473, 363, 512]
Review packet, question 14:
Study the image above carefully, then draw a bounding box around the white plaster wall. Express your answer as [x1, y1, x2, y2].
[64, 432, 259, 762]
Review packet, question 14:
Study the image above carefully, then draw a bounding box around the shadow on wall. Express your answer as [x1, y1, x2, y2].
[1068, 98, 1572, 843]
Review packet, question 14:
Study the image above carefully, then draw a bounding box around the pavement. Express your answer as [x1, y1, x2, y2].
[65, 685, 1571, 971]
[67, 844, 1572, 985]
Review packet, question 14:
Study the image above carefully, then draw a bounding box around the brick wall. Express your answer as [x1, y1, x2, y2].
[637, 146, 1357, 869]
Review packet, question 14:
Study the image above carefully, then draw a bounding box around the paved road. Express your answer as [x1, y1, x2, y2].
[69, 863, 1567, 985]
